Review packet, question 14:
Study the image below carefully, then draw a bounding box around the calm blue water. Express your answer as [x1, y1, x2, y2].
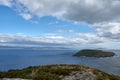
[0, 49, 120, 75]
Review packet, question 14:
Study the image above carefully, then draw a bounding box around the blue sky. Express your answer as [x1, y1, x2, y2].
[0, 5, 94, 36]
[0, 0, 120, 49]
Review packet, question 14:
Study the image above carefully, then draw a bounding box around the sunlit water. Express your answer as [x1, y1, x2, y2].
[0, 49, 120, 75]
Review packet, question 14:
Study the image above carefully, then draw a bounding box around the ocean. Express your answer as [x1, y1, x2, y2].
[0, 49, 120, 75]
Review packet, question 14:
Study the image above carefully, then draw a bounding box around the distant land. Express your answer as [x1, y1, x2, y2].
[0, 46, 72, 50]
[73, 49, 115, 58]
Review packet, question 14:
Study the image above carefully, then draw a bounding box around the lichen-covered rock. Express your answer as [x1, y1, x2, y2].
[2, 78, 32, 80]
[62, 71, 97, 80]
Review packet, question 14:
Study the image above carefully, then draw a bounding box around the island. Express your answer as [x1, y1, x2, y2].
[0, 64, 120, 80]
[73, 49, 115, 58]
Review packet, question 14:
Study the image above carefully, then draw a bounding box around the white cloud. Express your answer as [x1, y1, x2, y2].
[11, 0, 120, 23]
[1, 0, 120, 24]
[93, 22, 120, 40]
[12, 0, 120, 42]
[0, 0, 12, 7]
[68, 30, 74, 33]
[20, 13, 32, 20]
[16, 0, 70, 17]
[0, 32, 120, 49]
[30, 20, 39, 24]
[48, 21, 59, 25]
[1, 0, 120, 49]
[75, 33, 106, 44]
[95, 42, 120, 50]
[56, 29, 64, 33]
[56, 29, 75, 33]
[0, 33, 108, 49]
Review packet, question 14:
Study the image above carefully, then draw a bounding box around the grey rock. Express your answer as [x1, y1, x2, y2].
[2, 78, 32, 80]
[62, 71, 97, 80]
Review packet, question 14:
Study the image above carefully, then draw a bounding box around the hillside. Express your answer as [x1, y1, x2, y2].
[73, 49, 115, 58]
[0, 64, 120, 80]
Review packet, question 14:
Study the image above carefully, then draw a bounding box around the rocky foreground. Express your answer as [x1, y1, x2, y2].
[0, 64, 120, 80]
[0, 78, 31, 80]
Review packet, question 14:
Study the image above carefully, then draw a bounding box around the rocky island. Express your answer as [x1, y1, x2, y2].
[0, 64, 120, 80]
[73, 49, 115, 58]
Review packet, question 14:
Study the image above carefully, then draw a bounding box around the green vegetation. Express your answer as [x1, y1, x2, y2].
[73, 49, 115, 57]
[0, 64, 120, 80]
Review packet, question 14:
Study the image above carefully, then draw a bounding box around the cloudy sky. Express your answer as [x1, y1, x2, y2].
[0, 0, 120, 49]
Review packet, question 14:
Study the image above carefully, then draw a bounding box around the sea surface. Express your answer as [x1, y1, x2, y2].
[0, 49, 120, 75]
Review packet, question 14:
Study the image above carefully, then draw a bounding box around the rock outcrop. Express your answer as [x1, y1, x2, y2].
[0, 64, 120, 80]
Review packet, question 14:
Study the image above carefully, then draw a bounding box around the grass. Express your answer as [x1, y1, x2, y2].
[0, 64, 120, 80]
